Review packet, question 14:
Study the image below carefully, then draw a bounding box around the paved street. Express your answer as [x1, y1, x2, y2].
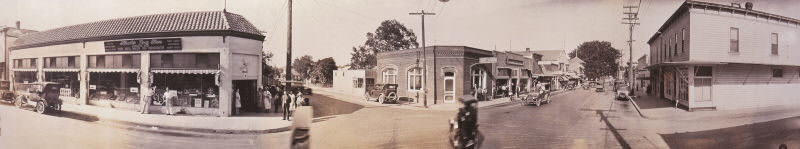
[478, 89, 630, 149]
[660, 115, 800, 149]
[0, 102, 290, 149]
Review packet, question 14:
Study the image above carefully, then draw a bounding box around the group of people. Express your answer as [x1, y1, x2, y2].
[259, 85, 307, 121]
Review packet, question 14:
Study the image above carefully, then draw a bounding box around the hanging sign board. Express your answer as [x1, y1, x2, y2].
[478, 57, 497, 64]
[104, 38, 182, 52]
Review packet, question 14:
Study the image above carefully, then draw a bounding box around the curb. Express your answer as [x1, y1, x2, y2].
[628, 98, 649, 119]
[100, 118, 291, 135]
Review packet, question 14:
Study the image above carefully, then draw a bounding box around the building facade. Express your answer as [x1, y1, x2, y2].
[647, 1, 800, 110]
[331, 69, 376, 96]
[1, 22, 38, 81]
[10, 11, 265, 116]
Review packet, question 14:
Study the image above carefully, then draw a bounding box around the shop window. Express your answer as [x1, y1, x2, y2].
[68, 57, 76, 67]
[196, 54, 209, 68]
[730, 27, 739, 53]
[29, 59, 36, 68]
[161, 54, 173, 67]
[122, 55, 133, 68]
[408, 68, 423, 91]
[382, 68, 397, 84]
[772, 69, 783, 78]
[47, 58, 56, 68]
[695, 66, 712, 77]
[15, 59, 21, 68]
[97, 56, 106, 68]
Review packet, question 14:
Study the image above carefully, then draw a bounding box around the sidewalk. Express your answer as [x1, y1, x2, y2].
[60, 104, 291, 134]
[630, 91, 800, 122]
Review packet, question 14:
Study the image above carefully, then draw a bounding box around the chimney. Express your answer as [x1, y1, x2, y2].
[15, 21, 20, 29]
[745, 2, 753, 10]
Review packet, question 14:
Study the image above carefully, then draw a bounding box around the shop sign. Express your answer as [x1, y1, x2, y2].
[89, 85, 96, 90]
[506, 59, 523, 66]
[478, 57, 497, 64]
[130, 87, 138, 93]
[104, 38, 182, 52]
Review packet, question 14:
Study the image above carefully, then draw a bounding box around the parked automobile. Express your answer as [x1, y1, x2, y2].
[522, 89, 551, 106]
[13, 82, 64, 114]
[281, 81, 313, 95]
[291, 106, 313, 149]
[364, 84, 398, 104]
[0, 81, 16, 103]
[615, 84, 632, 101]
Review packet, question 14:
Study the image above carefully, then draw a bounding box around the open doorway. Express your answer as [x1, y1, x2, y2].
[232, 80, 259, 114]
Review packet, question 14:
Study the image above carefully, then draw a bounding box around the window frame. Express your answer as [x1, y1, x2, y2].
[730, 27, 739, 53]
[772, 68, 784, 78]
[681, 28, 686, 53]
[771, 33, 778, 56]
[407, 68, 424, 91]
[382, 68, 397, 84]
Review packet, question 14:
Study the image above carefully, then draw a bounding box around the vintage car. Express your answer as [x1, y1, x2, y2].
[291, 106, 313, 149]
[522, 88, 551, 106]
[364, 84, 398, 104]
[0, 81, 15, 103]
[595, 83, 604, 92]
[13, 82, 64, 114]
[615, 84, 632, 101]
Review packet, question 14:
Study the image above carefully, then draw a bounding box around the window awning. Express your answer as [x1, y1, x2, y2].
[152, 69, 220, 74]
[43, 68, 80, 72]
[12, 68, 37, 72]
[88, 68, 139, 73]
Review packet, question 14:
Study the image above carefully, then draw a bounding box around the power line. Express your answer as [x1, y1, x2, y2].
[409, 10, 435, 108]
[622, 0, 641, 93]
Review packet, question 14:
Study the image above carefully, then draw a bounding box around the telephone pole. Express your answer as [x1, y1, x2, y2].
[622, 0, 640, 93]
[285, 0, 293, 91]
[409, 10, 435, 108]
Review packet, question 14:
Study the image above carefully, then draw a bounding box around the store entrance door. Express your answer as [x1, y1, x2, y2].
[232, 80, 259, 114]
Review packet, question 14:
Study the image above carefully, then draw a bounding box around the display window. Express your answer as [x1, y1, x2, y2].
[88, 72, 141, 103]
[151, 73, 219, 108]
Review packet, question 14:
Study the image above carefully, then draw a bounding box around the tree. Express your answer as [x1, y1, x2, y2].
[347, 45, 376, 70]
[261, 51, 278, 86]
[311, 57, 337, 84]
[348, 20, 419, 69]
[293, 55, 315, 80]
[569, 41, 621, 80]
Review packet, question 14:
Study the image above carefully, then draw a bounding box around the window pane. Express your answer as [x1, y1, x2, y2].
[696, 66, 712, 77]
[730, 28, 738, 40]
[445, 79, 454, 91]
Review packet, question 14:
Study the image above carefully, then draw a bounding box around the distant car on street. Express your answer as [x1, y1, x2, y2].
[595, 84, 604, 92]
[615, 84, 631, 101]
[364, 84, 398, 104]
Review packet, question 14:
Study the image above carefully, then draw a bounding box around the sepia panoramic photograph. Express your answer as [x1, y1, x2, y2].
[1, 0, 799, 149]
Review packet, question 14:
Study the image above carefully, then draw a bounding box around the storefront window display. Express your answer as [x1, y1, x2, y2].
[88, 72, 141, 103]
[151, 73, 219, 108]
[44, 56, 80, 98]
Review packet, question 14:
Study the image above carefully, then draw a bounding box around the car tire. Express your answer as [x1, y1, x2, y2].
[35, 101, 47, 114]
[387, 92, 397, 103]
[378, 94, 385, 104]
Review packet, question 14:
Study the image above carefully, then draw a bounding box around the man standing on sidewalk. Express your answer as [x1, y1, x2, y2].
[141, 86, 155, 114]
[282, 90, 292, 120]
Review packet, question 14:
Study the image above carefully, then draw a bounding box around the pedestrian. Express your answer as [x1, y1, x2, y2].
[163, 87, 175, 115]
[234, 89, 242, 115]
[274, 87, 282, 113]
[263, 88, 272, 113]
[295, 91, 303, 108]
[282, 91, 292, 120]
[141, 86, 155, 114]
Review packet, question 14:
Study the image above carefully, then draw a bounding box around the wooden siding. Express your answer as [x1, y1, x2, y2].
[650, 10, 691, 65]
[689, 8, 800, 66]
[712, 64, 800, 110]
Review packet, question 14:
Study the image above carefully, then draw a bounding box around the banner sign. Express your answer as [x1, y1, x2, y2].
[104, 38, 182, 52]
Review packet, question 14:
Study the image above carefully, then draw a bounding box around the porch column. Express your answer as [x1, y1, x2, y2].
[79, 54, 88, 105]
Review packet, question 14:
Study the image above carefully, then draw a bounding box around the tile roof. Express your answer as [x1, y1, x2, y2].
[12, 11, 264, 50]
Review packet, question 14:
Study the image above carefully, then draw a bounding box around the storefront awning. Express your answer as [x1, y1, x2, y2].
[11, 68, 37, 72]
[88, 68, 139, 73]
[152, 69, 220, 74]
[43, 68, 80, 72]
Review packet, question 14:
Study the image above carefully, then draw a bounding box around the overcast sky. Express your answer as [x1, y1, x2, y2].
[1, 0, 798, 67]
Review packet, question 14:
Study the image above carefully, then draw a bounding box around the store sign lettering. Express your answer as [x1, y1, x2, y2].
[104, 38, 182, 52]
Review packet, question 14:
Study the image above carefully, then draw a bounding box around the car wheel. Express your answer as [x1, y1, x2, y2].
[53, 103, 62, 111]
[35, 101, 47, 114]
[378, 94, 385, 104]
[387, 92, 397, 103]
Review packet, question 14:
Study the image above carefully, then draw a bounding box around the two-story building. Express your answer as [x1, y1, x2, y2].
[647, 1, 800, 110]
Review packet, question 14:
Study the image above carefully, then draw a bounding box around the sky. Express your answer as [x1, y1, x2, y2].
[1, 0, 798, 67]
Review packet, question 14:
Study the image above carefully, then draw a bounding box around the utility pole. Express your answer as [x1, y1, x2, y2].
[285, 0, 293, 92]
[622, 0, 641, 94]
[409, 10, 435, 108]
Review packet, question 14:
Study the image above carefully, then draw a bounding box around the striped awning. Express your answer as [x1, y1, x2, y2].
[43, 68, 80, 72]
[151, 69, 219, 74]
[87, 68, 139, 73]
[11, 68, 37, 72]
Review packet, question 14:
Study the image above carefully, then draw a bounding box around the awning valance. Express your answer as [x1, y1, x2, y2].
[12, 68, 37, 72]
[152, 69, 220, 74]
[88, 68, 139, 73]
[43, 68, 80, 72]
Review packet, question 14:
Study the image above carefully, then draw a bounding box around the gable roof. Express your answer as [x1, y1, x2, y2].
[569, 57, 584, 64]
[11, 11, 264, 50]
[530, 50, 565, 61]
